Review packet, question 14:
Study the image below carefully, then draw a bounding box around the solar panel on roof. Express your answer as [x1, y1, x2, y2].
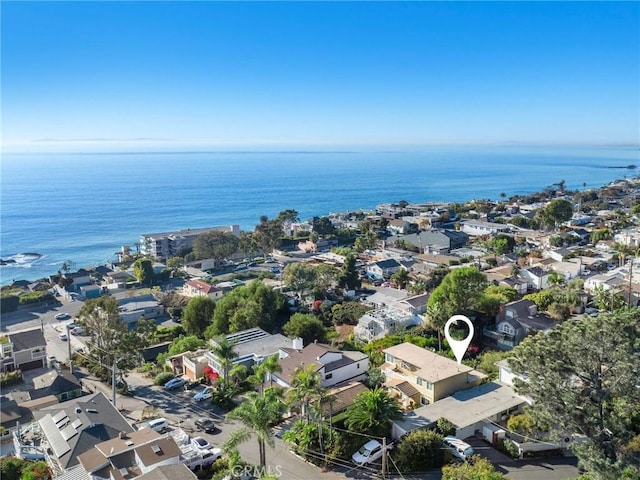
[52, 411, 68, 424]
[60, 424, 77, 441]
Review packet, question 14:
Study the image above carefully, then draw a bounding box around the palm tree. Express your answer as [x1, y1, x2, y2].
[211, 336, 237, 381]
[287, 364, 323, 422]
[257, 354, 282, 390]
[426, 302, 447, 352]
[548, 270, 565, 287]
[224, 388, 285, 468]
[345, 387, 402, 438]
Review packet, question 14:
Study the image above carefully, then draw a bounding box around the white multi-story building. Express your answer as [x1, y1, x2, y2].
[140, 225, 240, 259]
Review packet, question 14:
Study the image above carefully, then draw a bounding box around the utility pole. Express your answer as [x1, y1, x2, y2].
[381, 437, 387, 479]
[66, 324, 73, 374]
[112, 357, 118, 405]
[628, 260, 633, 307]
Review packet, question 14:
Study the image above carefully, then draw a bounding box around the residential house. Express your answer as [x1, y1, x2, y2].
[117, 295, 164, 325]
[140, 225, 240, 259]
[485, 271, 528, 295]
[166, 349, 210, 382]
[80, 284, 102, 299]
[390, 230, 469, 255]
[386, 219, 418, 235]
[614, 228, 640, 248]
[549, 261, 581, 280]
[205, 328, 290, 378]
[61, 269, 92, 292]
[382, 343, 486, 409]
[25, 369, 83, 403]
[32, 392, 135, 472]
[354, 290, 428, 342]
[391, 381, 528, 441]
[320, 382, 369, 417]
[461, 220, 511, 237]
[1, 328, 47, 372]
[137, 464, 197, 480]
[273, 341, 368, 388]
[519, 265, 550, 290]
[483, 300, 558, 350]
[78, 428, 183, 480]
[366, 258, 402, 280]
[584, 273, 626, 292]
[182, 279, 223, 300]
[0, 396, 32, 440]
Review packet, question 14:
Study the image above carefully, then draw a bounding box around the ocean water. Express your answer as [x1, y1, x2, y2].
[1, 145, 638, 284]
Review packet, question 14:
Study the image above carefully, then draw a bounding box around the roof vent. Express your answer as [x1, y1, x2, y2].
[151, 444, 162, 455]
[86, 408, 98, 414]
[75, 407, 82, 414]
[119, 432, 127, 439]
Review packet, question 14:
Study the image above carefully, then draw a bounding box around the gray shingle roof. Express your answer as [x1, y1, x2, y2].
[9, 328, 46, 351]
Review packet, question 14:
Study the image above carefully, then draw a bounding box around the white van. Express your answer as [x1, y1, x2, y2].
[444, 436, 474, 461]
[145, 418, 169, 433]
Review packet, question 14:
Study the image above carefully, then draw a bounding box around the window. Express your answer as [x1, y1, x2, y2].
[325, 373, 333, 380]
[416, 377, 423, 386]
[425, 381, 433, 390]
[385, 354, 395, 363]
[356, 363, 360, 369]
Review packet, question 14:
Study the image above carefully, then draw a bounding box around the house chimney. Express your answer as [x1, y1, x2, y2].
[292, 337, 303, 350]
[119, 432, 127, 439]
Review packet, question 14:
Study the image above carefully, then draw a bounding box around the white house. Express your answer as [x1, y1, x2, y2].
[355, 291, 428, 342]
[461, 220, 511, 237]
[117, 294, 164, 324]
[273, 341, 368, 388]
[519, 265, 549, 290]
[366, 258, 402, 280]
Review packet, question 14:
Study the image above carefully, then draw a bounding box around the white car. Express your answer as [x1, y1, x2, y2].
[191, 436, 211, 451]
[444, 436, 474, 461]
[58, 332, 68, 341]
[55, 312, 70, 320]
[193, 387, 213, 402]
[351, 439, 393, 465]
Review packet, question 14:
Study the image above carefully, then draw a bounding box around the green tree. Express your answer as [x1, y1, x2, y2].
[77, 296, 143, 382]
[181, 296, 216, 337]
[338, 253, 361, 290]
[133, 258, 155, 286]
[224, 388, 286, 468]
[192, 231, 239, 260]
[276, 209, 299, 224]
[391, 268, 410, 289]
[237, 231, 258, 256]
[538, 198, 573, 229]
[394, 429, 446, 472]
[345, 387, 402, 438]
[314, 263, 338, 292]
[283, 313, 328, 346]
[283, 262, 317, 299]
[254, 215, 284, 254]
[442, 456, 506, 480]
[251, 354, 282, 392]
[509, 310, 640, 479]
[167, 335, 206, 356]
[208, 280, 286, 336]
[165, 256, 185, 275]
[312, 216, 336, 236]
[287, 364, 324, 421]
[331, 302, 372, 326]
[427, 267, 487, 348]
[211, 336, 238, 382]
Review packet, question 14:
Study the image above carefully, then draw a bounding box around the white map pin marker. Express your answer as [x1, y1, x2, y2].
[444, 314, 474, 365]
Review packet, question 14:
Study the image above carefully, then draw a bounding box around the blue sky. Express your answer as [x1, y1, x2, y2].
[2, 1, 639, 151]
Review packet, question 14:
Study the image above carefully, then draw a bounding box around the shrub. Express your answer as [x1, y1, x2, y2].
[0, 370, 23, 387]
[394, 429, 447, 471]
[497, 438, 520, 459]
[154, 372, 174, 386]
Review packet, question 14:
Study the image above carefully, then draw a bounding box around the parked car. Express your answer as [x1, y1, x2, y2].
[71, 326, 84, 335]
[55, 312, 70, 320]
[146, 418, 169, 433]
[234, 264, 247, 271]
[444, 436, 474, 461]
[164, 377, 186, 390]
[194, 418, 218, 433]
[269, 267, 281, 274]
[58, 332, 68, 341]
[193, 387, 213, 402]
[191, 436, 211, 451]
[352, 439, 393, 465]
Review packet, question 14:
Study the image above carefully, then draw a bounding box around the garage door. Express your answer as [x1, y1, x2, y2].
[19, 359, 45, 371]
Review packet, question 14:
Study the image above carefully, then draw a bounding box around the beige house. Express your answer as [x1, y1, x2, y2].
[1, 328, 47, 372]
[382, 342, 485, 409]
[182, 279, 223, 299]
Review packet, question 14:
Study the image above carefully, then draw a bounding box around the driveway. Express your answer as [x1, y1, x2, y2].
[464, 436, 580, 480]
